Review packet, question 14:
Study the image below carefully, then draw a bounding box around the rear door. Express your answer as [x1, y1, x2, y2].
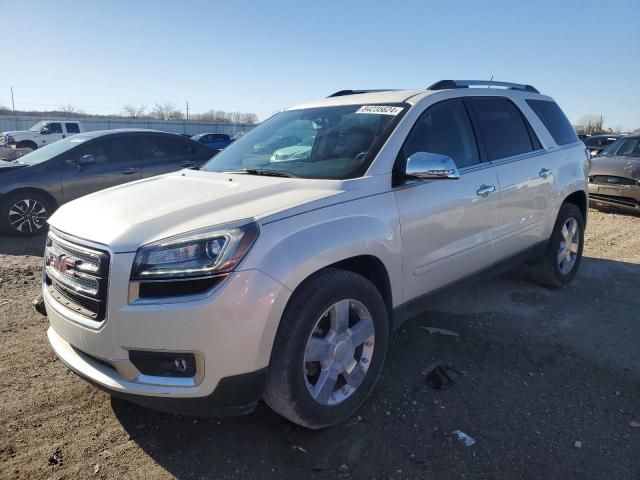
[394, 98, 501, 301]
[60, 135, 140, 201]
[466, 97, 550, 257]
[138, 134, 211, 178]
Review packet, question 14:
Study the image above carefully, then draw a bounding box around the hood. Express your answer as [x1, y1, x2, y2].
[590, 156, 640, 180]
[1, 131, 29, 137]
[0, 160, 28, 175]
[49, 169, 343, 252]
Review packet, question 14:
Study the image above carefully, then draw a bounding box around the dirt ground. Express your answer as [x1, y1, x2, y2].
[1, 208, 639, 480]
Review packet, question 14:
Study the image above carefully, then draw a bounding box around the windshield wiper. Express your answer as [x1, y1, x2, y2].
[224, 168, 298, 178]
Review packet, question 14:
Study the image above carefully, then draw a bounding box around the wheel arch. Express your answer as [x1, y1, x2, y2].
[562, 190, 588, 224]
[2, 187, 58, 210]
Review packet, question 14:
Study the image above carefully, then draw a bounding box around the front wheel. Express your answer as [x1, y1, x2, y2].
[264, 268, 389, 429]
[533, 203, 585, 288]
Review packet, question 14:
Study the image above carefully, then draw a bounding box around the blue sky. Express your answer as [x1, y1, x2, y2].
[1, 0, 639, 129]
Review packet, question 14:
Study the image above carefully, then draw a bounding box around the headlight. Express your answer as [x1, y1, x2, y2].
[130, 220, 259, 281]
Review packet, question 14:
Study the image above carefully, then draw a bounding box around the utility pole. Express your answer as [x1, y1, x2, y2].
[10, 86, 15, 116]
[186, 101, 189, 121]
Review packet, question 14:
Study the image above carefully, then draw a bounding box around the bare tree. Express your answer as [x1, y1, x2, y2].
[168, 109, 184, 120]
[241, 113, 259, 124]
[122, 104, 147, 118]
[59, 104, 81, 116]
[579, 115, 605, 135]
[151, 102, 177, 120]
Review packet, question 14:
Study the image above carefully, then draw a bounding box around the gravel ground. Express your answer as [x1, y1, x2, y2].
[1, 208, 639, 479]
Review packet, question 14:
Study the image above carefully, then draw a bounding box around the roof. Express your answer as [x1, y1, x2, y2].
[74, 128, 170, 138]
[287, 81, 546, 111]
[287, 89, 430, 110]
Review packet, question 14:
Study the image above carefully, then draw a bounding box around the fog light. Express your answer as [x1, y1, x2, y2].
[129, 351, 196, 378]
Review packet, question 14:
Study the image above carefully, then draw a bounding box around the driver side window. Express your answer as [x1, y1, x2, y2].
[403, 100, 480, 169]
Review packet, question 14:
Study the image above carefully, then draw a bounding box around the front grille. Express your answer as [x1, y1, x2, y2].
[590, 175, 639, 186]
[44, 231, 110, 322]
[590, 194, 640, 209]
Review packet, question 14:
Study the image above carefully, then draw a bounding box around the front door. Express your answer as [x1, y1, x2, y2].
[60, 135, 140, 201]
[394, 99, 501, 302]
[39, 122, 64, 147]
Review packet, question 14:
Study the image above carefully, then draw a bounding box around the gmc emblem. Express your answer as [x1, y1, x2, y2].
[49, 253, 77, 276]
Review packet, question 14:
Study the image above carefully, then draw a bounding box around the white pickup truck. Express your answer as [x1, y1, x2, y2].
[0, 120, 84, 150]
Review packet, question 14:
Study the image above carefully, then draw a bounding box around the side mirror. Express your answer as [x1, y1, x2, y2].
[405, 152, 460, 180]
[40, 127, 50, 135]
[589, 149, 599, 158]
[77, 154, 96, 167]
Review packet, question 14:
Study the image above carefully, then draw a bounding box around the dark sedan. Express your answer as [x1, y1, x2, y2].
[584, 134, 620, 158]
[0, 129, 216, 236]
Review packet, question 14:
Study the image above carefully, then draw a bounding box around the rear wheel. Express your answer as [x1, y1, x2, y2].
[264, 268, 389, 429]
[533, 203, 584, 288]
[0, 192, 53, 236]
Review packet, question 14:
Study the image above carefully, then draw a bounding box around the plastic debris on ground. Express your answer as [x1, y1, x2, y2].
[452, 430, 476, 447]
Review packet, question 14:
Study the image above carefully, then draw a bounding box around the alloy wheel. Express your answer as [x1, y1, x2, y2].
[8, 199, 48, 233]
[557, 217, 580, 275]
[303, 299, 375, 406]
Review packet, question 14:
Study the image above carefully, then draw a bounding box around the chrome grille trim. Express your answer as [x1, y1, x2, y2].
[44, 232, 110, 322]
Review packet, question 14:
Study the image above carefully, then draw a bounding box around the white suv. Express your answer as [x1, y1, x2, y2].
[42, 80, 588, 428]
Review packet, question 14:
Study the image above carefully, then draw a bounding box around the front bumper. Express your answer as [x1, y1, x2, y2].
[45, 262, 291, 415]
[588, 183, 640, 212]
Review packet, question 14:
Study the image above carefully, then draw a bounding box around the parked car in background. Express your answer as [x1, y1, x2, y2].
[583, 134, 620, 158]
[0, 120, 84, 151]
[191, 133, 233, 150]
[589, 135, 640, 212]
[41, 80, 588, 428]
[0, 129, 215, 236]
[270, 136, 315, 162]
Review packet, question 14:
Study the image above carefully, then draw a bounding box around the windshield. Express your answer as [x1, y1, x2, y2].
[203, 104, 405, 179]
[191, 134, 204, 140]
[14, 135, 91, 165]
[28, 121, 48, 132]
[600, 137, 640, 158]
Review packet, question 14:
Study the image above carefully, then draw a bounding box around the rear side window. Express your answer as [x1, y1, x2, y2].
[526, 100, 578, 146]
[468, 98, 535, 161]
[65, 123, 80, 134]
[402, 99, 480, 169]
[139, 136, 197, 160]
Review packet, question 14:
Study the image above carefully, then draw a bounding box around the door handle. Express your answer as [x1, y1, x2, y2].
[121, 168, 139, 175]
[476, 185, 496, 197]
[539, 168, 553, 179]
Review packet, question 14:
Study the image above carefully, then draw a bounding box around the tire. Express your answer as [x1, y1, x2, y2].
[0, 191, 53, 236]
[264, 268, 389, 429]
[16, 141, 37, 151]
[532, 203, 585, 288]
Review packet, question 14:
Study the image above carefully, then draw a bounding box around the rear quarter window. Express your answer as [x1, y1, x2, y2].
[526, 100, 578, 146]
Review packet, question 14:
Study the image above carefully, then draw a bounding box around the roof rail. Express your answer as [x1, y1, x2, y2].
[428, 80, 540, 94]
[327, 89, 396, 98]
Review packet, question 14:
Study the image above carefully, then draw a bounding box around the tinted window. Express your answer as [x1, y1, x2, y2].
[139, 136, 196, 160]
[402, 99, 479, 169]
[47, 123, 63, 134]
[65, 136, 136, 164]
[468, 98, 535, 160]
[526, 100, 577, 146]
[65, 123, 80, 134]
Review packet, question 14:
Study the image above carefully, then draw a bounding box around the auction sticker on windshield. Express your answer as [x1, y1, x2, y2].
[356, 105, 404, 115]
